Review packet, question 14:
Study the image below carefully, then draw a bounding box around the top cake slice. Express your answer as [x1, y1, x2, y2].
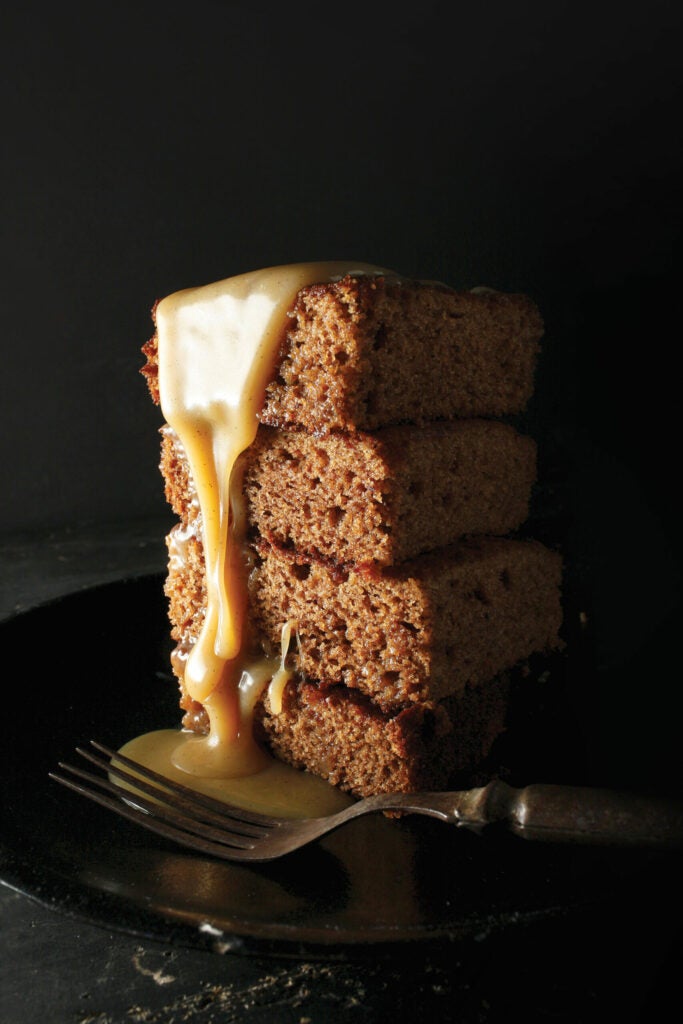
[142, 274, 543, 432]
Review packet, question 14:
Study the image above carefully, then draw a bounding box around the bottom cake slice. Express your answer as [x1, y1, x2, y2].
[255, 674, 512, 797]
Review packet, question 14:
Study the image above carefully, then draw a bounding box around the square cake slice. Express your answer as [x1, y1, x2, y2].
[160, 417, 538, 568]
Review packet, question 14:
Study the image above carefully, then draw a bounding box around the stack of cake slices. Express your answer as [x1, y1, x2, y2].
[143, 272, 563, 798]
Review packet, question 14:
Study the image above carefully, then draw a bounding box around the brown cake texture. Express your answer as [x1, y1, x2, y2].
[260, 277, 543, 431]
[248, 538, 561, 707]
[160, 418, 537, 568]
[143, 270, 563, 798]
[255, 675, 513, 796]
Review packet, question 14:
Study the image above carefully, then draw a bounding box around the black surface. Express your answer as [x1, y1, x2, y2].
[2, 881, 682, 1024]
[1, 574, 681, 968]
[5, 875, 683, 1022]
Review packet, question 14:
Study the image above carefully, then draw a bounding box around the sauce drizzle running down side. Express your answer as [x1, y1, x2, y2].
[154, 261, 392, 785]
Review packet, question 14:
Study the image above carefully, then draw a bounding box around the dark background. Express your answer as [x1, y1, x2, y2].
[3, 1, 681, 785]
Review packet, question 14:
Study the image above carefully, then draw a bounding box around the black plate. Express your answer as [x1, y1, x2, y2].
[0, 575, 679, 960]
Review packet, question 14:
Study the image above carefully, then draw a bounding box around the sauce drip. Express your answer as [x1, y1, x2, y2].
[139, 262, 392, 806]
[117, 730, 353, 818]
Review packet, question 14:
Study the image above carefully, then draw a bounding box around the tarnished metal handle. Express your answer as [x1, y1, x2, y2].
[479, 780, 683, 848]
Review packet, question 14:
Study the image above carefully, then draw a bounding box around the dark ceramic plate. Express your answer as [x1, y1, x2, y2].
[0, 575, 679, 960]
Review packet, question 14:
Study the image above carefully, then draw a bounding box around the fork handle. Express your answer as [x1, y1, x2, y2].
[474, 780, 683, 848]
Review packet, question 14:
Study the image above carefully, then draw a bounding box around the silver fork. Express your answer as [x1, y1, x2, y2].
[50, 741, 683, 862]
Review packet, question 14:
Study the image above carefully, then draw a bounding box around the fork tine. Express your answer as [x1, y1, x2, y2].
[49, 769, 263, 861]
[74, 747, 268, 838]
[54, 757, 268, 843]
[88, 741, 278, 827]
[50, 761, 274, 847]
